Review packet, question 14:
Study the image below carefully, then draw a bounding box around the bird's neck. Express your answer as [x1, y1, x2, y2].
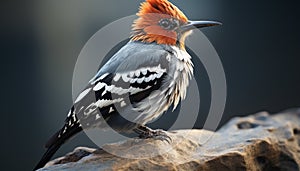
[131, 33, 186, 51]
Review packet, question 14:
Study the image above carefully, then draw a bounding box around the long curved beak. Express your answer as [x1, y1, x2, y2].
[181, 20, 222, 33]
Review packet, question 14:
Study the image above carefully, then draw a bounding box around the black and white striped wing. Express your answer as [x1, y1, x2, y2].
[70, 46, 170, 129]
[75, 65, 167, 127]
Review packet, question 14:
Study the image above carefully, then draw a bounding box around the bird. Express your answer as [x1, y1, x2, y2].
[34, 0, 221, 170]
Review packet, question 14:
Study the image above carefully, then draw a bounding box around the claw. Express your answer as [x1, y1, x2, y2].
[151, 129, 172, 143]
[134, 125, 172, 143]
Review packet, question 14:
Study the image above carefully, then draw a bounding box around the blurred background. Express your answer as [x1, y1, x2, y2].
[1, 0, 299, 170]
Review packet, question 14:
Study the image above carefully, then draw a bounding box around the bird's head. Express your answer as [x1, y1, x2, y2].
[131, 0, 221, 49]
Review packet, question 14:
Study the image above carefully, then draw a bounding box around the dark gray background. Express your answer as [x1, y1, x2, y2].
[1, 0, 299, 170]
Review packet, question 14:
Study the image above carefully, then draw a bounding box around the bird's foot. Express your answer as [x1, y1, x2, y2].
[134, 125, 172, 143]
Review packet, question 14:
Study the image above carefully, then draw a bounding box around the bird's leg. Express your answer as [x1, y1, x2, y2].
[133, 125, 172, 143]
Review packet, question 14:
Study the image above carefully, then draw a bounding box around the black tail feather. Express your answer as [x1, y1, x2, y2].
[45, 131, 60, 148]
[33, 140, 62, 171]
[33, 126, 82, 171]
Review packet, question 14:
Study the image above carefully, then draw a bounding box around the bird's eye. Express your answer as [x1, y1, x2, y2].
[159, 19, 176, 30]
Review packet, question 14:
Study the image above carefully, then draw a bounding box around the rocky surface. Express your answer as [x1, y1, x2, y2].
[39, 109, 300, 171]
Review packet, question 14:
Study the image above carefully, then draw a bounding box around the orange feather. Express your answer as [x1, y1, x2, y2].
[131, 0, 188, 46]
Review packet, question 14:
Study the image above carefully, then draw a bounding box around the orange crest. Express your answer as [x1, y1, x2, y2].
[137, 0, 188, 22]
[131, 0, 189, 46]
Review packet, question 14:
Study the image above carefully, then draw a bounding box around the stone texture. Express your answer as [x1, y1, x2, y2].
[39, 109, 300, 171]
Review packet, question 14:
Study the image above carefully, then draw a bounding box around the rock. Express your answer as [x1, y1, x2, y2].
[39, 109, 300, 171]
